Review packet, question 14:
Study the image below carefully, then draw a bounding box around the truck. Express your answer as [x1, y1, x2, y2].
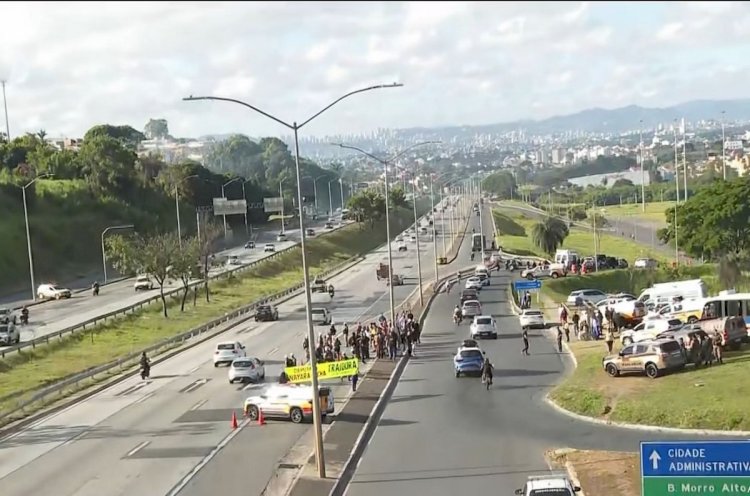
[471, 233, 485, 252]
[376, 263, 391, 281]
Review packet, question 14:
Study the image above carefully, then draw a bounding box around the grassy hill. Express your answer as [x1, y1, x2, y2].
[0, 179, 194, 296]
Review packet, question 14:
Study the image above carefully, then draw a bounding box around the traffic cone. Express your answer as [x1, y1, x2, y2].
[257, 408, 266, 426]
[231, 410, 239, 430]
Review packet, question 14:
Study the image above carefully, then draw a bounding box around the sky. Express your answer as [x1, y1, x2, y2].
[1, 1, 750, 140]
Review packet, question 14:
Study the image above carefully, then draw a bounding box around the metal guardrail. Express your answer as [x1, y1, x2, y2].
[0, 253, 363, 420]
[0, 224, 354, 358]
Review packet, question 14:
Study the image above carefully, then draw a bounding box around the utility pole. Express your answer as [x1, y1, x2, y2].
[721, 110, 727, 180]
[1, 80, 10, 141]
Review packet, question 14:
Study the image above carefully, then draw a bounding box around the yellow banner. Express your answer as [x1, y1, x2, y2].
[285, 358, 359, 383]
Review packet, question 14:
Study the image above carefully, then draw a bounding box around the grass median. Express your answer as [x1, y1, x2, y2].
[0, 209, 422, 416]
[550, 339, 750, 430]
[492, 209, 667, 263]
[595, 201, 672, 225]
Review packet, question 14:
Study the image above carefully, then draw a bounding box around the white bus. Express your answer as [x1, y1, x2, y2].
[700, 291, 750, 328]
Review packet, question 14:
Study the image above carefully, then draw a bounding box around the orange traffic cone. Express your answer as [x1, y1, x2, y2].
[231, 410, 239, 430]
[257, 408, 266, 426]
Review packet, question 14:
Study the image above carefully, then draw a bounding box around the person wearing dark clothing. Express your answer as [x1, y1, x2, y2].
[278, 371, 289, 384]
[522, 329, 530, 355]
[556, 327, 563, 352]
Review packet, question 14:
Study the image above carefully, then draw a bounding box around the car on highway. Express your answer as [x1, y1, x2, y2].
[453, 347, 485, 377]
[213, 341, 247, 367]
[0, 323, 20, 345]
[565, 289, 607, 306]
[228, 357, 266, 384]
[244, 240, 255, 249]
[470, 315, 497, 339]
[264, 243, 276, 252]
[519, 309, 546, 329]
[36, 283, 72, 300]
[0, 307, 17, 325]
[395, 234, 404, 242]
[520, 265, 565, 280]
[603, 338, 686, 379]
[311, 278, 328, 293]
[515, 473, 582, 495]
[243, 384, 335, 423]
[306, 228, 315, 237]
[634, 257, 658, 269]
[461, 300, 482, 318]
[254, 304, 279, 322]
[397, 242, 407, 252]
[387, 274, 404, 286]
[276, 232, 288, 242]
[464, 277, 484, 290]
[458, 338, 479, 353]
[409, 234, 417, 243]
[226, 255, 241, 266]
[460, 288, 479, 304]
[324, 221, 334, 229]
[311, 307, 332, 325]
[134, 275, 153, 291]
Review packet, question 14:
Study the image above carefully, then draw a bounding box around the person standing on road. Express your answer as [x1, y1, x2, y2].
[556, 326, 563, 353]
[521, 329, 530, 355]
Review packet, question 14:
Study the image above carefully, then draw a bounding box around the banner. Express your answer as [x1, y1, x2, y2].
[264, 197, 283, 213]
[213, 198, 247, 215]
[284, 358, 359, 383]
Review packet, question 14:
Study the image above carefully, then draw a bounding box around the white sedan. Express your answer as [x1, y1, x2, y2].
[228, 357, 266, 384]
[519, 309, 546, 329]
[465, 277, 484, 290]
[470, 315, 498, 339]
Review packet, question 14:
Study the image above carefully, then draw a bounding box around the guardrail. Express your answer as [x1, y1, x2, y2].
[0, 253, 363, 421]
[0, 223, 356, 358]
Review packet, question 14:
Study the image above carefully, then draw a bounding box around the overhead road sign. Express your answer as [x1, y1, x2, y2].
[264, 197, 283, 213]
[641, 441, 750, 496]
[285, 358, 359, 383]
[213, 198, 247, 215]
[513, 279, 541, 291]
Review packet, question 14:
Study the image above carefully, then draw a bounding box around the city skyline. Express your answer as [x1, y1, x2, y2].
[1, 1, 750, 139]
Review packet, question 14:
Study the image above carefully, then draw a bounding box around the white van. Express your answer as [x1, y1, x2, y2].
[474, 265, 490, 278]
[638, 279, 707, 310]
[554, 249, 579, 266]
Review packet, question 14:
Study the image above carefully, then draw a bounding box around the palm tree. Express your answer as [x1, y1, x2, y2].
[36, 129, 47, 140]
[531, 216, 569, 256]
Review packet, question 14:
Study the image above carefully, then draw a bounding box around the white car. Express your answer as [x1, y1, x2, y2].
[0, 307, 17, 325]
[619, 317, 684, 345]
[395, 235, 404, 242]
[264, 243, 276, 252]
[311, 307, 332, 325]
[226, 255, 241, 266]
[515, 473, 581, 496]
[565, 289, 607, 306]
[470, 315, 497, 339]
[243, 384, 335, 424]
[465, 277, 483, 290]
[519, 309, 545, 329]
[228, 357, 266, 384]
[462, 300, 482, 318]
[213, 341, 247, 367]
[397, 242, 407, 252]
[634, 257, 658, 269]
[277, 233, 288, 242]
[36, 284, 72, 300]
[134, 275, 153, 291]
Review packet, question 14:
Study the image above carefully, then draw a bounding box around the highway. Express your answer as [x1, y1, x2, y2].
[344, 205, 740, 496]
[0, 197, 470, 496]
[0, 219, 342, 350]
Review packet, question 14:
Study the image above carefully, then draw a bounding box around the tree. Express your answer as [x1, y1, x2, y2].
[105, 232, 180, 317]
[388, 186, 408, 209]
[84, 124, 146, 150]
[531, 216, 569, 256]
[78, 135, 137, 195]
[482, 171, 516, 198]
[144, 119, 169, 140]
[172, 236, 200, 311]
[612, 178, 634, 188]
[197, 222, 223, 302]
[347, 189, 385, 227]
[36, 129, 47, 140]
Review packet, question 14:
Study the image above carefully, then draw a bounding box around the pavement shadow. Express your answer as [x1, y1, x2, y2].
[352, 465, 544, 484]
[335, 411, 417, 427]
[388, 393, 442, 404]
[497, 333, 522, 340]
[497, 369, 558, 377]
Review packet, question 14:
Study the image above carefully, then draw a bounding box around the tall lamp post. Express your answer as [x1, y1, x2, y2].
[428, 171, 454, 284]
[339, 177, 345, 218]
[102, 224, 134, 284]
[174, 174, 199, 249]
[313, 175, 326, 216]
[241, 179, 253, 238]
[721, 110, 727, 180]
[639, 120, 646, 212]
[20, 173, 53, 300]
[221, 177, 242, 238]
[183, 82, 402, 479]
[333, 141, 437, 318]
[327, 178, 337, 218]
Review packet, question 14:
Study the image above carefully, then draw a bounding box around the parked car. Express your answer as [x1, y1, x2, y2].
[243, 384, 335, 423]
[602, 339, 686, 379]
[521, 265, 565, 280]
[453, 347, 485, 377]
[213, 341, 247, 367]
[37, 284, 72, 300]
[264, 243, 276, 252]
[0, 307, 17, 325]
[254, 304, 279, 322]
[311, 307, 332, 325]
[634, 257, 659, 269]
[519, 309, 545, 329]
[0, 323, 20, 345]
[134, 275, 153, 291]
[620, 317, 684, 345]
[470, 315, 498, 339]
[228, 357, 265, 384]
[566, 289, 607, 306]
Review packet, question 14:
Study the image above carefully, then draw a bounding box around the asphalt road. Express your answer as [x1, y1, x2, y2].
[0, 197, 470, 496]
[345, 208, 742, 496]
[0, 219, 344, 351]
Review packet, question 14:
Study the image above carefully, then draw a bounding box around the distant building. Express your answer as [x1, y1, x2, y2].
[551, 148, 566, 164]
[567, 169, 651, 188]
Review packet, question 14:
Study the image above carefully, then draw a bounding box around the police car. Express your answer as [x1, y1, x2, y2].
[514, 473, 581, 496]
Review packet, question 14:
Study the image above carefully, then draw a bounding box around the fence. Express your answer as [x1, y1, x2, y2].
[0, 224, 354, 358]
[0, 253, 364, 422]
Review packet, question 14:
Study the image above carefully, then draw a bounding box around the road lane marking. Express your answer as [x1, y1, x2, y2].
[134, 392, 154, 404]
[268, 346, 279, 355]
[179, 378, 210, 394]
[190, 399, 207, 411]
[188, 364, 202, 374]
[126, 441, 150, 458]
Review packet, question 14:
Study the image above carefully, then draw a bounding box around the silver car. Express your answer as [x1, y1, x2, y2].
[470, 315, 497, 339]
[228, 357, 266, 384]
[462, 300, 482, 318]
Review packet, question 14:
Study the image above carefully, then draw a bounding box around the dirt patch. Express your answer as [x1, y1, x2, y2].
[548, 449, 640, 496]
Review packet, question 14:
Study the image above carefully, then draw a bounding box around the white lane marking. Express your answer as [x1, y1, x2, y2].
[134, 392, 154, 404]
[166, 418, 249, 496]
[126, 441, 150, 457]
[268, 347, 279, 355]
[183, 378, 209, 393]
[188, 364, 202, 374]
[243, 383, 264, 391]
[190, 399, 207, 411]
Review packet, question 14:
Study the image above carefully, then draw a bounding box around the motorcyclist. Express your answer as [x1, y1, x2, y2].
[20, 306, 29, 325]
[470, 252, 475, 261]
[328, 284, 335, 297]
[481, 357, 494, 384]
[140, 352, 151, 379]
[453, 305, 462, 323]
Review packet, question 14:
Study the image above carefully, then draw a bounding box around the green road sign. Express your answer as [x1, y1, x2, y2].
[643, 477, 750, 495]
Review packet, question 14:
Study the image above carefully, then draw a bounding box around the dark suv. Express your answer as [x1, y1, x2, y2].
[255, 304, 279, 322]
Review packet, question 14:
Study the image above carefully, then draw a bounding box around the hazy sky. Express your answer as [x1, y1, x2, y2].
[1, 1, 749, 139]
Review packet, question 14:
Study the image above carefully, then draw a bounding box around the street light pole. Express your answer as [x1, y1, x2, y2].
[183, 82, 402, 479]
[313, 175, 325, 216]
[221, 177, 241, 238]
[241, 181, 249, 238]
[279, 180, 285, 233]
[1, 80, 10, 141]
[339, 178, 345, 216]
[721, 110, 727, 180]
[101, 224, 134, 284]
[174, 174, 200, 249]
[410, 172, 424, 306]
[21, 173, 52, 300]
[639, 121, 646, 212]
[328, 179, 335, 218]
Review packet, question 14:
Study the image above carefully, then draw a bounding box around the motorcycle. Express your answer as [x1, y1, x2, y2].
[328, 287, 335, 298]
[20, 310, 29, 326]
[453, 312, 462, 325]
